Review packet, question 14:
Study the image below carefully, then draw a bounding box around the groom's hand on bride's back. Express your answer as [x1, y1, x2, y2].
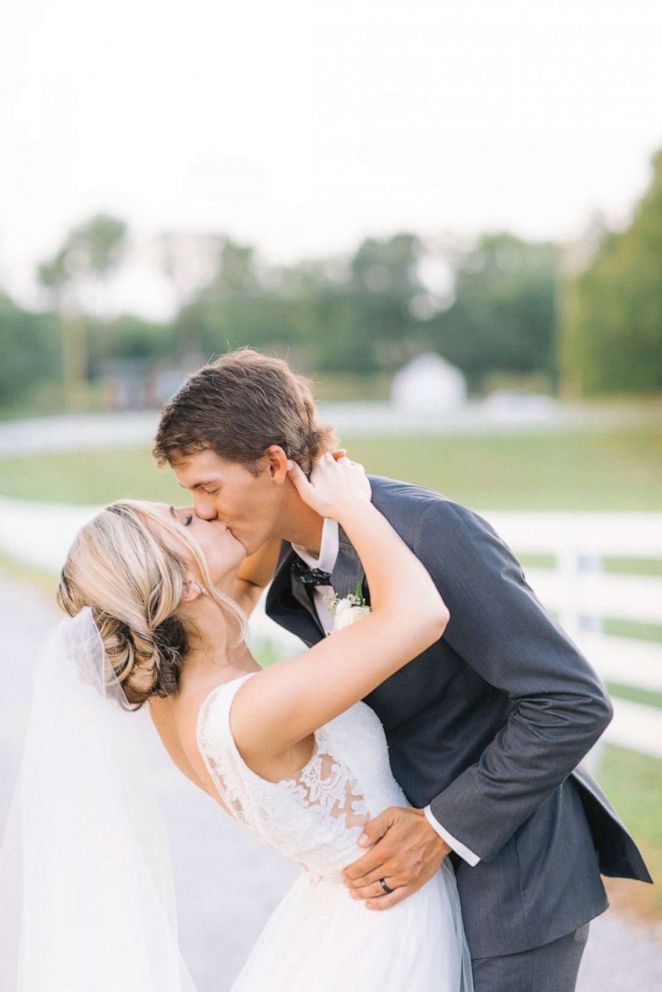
[342, 807, 451, 910]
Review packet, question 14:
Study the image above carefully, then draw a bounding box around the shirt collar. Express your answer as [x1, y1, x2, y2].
[291, 518, 340, 574]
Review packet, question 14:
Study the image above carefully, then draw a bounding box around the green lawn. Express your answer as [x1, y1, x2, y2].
[603, 619, 662, 644]
[598, 746, 662, 914]
[1, 426, 661, 510]
[347, 428, 662, 511]
[606, 683, 662, 709]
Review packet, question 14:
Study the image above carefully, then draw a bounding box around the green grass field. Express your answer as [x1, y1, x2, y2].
[606, 683, 662, 709]
[1, 426, 661, 510]
[598, 746, 662, 916]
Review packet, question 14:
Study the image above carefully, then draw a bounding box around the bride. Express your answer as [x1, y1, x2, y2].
[1, 454, 472, 991]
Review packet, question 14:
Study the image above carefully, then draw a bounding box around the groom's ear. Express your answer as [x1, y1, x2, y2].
[263, 445, 290, 485]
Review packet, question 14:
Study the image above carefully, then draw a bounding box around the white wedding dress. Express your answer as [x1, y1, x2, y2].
[197, 673, 473, 992]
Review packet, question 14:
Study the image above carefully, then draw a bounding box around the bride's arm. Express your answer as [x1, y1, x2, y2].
[231, 455, 449, 760]
[232, 538, 282, 615]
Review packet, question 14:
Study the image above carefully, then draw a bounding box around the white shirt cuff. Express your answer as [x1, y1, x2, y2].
[423, 805, 481, 867]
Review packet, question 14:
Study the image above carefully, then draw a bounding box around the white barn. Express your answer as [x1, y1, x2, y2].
[391, 353, 466, 411]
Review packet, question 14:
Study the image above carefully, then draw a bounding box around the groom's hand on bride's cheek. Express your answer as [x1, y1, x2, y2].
[341, 807, 451, 911]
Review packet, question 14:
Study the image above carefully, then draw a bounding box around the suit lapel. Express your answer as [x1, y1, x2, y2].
[330, 526, 368, 601]
[265, 542, 325, 643]
[265, 528, 369, 644]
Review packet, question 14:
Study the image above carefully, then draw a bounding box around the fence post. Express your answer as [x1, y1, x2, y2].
[577, 553, 603, 636]
[557, 543, 581, 643]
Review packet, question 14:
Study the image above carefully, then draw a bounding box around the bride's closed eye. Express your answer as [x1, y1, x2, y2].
[168, 505, 194, 527]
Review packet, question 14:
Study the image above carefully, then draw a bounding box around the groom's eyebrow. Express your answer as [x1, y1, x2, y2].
[179, 478, 218, 491]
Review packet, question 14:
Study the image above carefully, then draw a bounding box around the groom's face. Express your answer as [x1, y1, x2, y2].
[172, 448, 285, 555]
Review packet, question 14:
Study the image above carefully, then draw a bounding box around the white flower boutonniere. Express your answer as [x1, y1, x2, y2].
[324, 581, 371, 633]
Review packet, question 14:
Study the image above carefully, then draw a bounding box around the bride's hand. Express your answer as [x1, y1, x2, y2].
[287, 453, 371, 520]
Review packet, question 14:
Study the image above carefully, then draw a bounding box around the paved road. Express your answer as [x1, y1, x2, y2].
[2, 400, 657, 460]
[1, 572, 660, 991]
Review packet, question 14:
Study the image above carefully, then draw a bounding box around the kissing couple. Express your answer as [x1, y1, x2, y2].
[1, 349, 651, 992]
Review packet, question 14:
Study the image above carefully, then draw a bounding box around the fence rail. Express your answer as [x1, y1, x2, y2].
[1, 497, 660, 758]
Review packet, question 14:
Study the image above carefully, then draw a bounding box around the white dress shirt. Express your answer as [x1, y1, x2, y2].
[291, 518, 480, 867]
[291, 517, 340, 634]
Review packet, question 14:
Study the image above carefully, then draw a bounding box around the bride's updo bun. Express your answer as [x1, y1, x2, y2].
[57, 501, 245, 708]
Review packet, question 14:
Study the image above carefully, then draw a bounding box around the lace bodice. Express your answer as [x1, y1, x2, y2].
[196, 674, 408, 880]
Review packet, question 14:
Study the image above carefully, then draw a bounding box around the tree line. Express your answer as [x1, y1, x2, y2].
[2, 148, 661, 413]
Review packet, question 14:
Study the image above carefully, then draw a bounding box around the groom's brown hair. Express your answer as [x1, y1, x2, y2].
[153, 348, 337, 475]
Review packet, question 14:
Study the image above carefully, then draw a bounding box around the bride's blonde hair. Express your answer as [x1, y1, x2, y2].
[57, 500, 247, 708]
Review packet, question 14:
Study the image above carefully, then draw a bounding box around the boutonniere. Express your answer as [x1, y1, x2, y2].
[324, 580, 371, 633]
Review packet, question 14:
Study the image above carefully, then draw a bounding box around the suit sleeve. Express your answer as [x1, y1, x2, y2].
[414, 499, 613, 863]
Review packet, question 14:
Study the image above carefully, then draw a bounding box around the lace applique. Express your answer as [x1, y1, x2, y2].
[196, 678, 404, 878]
[198, 731, 247, 822]
[196, 678, 266, 829]
[282, 736, 370, 831]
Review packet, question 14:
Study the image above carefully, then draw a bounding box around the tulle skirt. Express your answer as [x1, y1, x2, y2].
[230, 860, 473, 992]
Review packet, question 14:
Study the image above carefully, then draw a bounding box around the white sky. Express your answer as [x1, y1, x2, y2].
[1, 0, 661, 317]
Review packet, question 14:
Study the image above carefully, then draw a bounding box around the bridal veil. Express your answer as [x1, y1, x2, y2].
[0, 607, 198, 991]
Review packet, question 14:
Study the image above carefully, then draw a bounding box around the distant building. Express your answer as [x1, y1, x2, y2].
[97, 354, 203, 410]
[98, 358, 154, 410]
[391, 353, 466, 411]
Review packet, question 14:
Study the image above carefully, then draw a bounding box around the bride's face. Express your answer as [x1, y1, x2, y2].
[147, 502, 247, 590]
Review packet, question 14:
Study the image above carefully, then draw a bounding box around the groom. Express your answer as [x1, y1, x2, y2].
[154, 348, 651, 992]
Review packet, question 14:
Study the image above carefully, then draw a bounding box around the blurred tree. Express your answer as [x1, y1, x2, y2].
[158, 231, 225, 356]
[181, 237, 300, 359]
[86, 314, 176, 365]
[4, 216, 575, 417]
[560, 149, 662, 395]
[177, 230, 559, 384]
[0, 292, 60, 408]
[279, 233, 428, 373]
[37, 214, 128, 409]
[347, 233, 427, 370]
[422, 233, 559, 389]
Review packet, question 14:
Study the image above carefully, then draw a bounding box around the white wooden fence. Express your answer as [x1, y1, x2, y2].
[485, 512, 662, 760]
[247, 510, 662, 760]
[0, 497, 660, 757]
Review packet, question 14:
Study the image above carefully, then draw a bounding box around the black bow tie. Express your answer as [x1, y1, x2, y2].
[290, 558, 333, 587]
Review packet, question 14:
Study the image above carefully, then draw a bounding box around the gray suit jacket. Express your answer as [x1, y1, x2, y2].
[266, 476, 652, 958]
